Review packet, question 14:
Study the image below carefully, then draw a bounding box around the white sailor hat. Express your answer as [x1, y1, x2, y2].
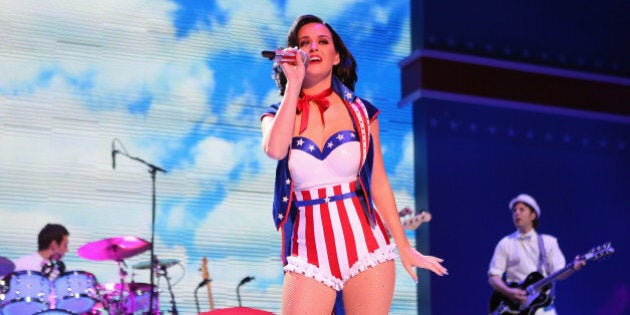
[509, 193, 541, 217]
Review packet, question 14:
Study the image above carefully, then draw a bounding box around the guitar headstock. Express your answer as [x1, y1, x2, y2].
[401, 209, 432, 230]
[583, 242, 615, 262]
[201, 257, 210, 281]
[398, 207, 414, 217]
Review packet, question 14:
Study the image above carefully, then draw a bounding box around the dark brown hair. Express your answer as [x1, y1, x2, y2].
[38, 223, 69, 251]
[273, 15, 357, 95]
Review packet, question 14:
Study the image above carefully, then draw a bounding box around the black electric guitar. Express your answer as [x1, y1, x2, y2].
[488, 242, 614, 315]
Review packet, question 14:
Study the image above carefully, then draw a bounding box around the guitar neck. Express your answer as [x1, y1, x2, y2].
[529, 261, 575, 292]
[206, 278, 215, 310]
[201, 257, 215, 311]
[529, 242, 615, 293]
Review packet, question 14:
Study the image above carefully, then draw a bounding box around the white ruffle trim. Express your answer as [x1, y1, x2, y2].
[284, 244, 398, 291]
[285, 256, 344, 290]
[344, 244, 398, 282]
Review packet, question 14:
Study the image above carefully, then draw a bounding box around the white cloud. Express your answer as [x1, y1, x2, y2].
[192, 137, 237, 178]
[0, 0, 219, 213]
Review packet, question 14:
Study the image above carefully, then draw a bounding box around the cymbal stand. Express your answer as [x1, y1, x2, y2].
[115, 259, 128, 315]
[156, 264, 178, 314]
[111, 138, 167, 314]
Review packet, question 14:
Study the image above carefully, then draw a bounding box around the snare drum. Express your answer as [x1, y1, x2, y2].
[53, 270, 99, 314]
[0, 270, 51, 315]
[124, 285, 159, 314]
[105, 283, 158, 315]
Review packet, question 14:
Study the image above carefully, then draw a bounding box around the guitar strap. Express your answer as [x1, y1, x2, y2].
[536, 234, 549, 275]
[537, 234, 556, 300]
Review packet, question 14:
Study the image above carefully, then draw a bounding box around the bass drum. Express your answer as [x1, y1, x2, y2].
[34, 310, 77, 315]
[0, 270, 51, 315]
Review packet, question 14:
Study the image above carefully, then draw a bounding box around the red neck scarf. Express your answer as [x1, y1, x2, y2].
[296, 86, 334, 134]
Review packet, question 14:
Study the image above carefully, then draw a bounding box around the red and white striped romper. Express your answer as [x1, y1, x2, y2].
[286, 129, 397, 290]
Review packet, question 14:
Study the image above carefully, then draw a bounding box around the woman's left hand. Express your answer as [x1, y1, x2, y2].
[400, 246, 448, 282]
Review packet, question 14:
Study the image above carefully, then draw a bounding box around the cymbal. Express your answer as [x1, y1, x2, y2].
[132, 258, 180, 270]
[77, 236, 150, 261]
[0, 256, 15, 277]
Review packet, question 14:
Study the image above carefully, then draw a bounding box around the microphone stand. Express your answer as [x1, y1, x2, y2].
[158, 265, 178, 314]
[116, 258, 128, 315]
[236, 276, 254, 307]
[194, 284, 202, 314]
[236, 284, 243, 307]
[193, 279, 209, 314]
[111, 139, 167, 314]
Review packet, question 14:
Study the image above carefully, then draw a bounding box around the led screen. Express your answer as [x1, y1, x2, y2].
[0, 1, 418, 314]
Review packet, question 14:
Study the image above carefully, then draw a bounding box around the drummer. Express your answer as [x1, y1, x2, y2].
[13, 223, 69, 279]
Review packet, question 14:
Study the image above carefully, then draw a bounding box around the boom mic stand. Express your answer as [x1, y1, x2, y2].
[111, 138, 167, 314]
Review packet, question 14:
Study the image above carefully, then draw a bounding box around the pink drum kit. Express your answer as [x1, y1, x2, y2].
[0, 236, 179, 315]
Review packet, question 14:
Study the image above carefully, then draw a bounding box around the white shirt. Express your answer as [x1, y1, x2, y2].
[13, 252, 47, 273]
[13, 252, 63, 280]
[488, 230, 567, 315]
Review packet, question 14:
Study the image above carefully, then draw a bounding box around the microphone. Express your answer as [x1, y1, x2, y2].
[111, 142, 117, 169]
[261, 49, 309, 65]
[261, 50, 278, 60]
[57, 259, 66, 274]
[41, 259, 66, 278]
[41, 260, 53, 276]
[238, 276, 255, 286]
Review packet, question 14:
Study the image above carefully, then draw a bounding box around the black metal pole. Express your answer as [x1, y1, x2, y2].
[149, 167, 157, 314]
[111, 139, 166, 314]
[194, 285, 202, 314]
[145, 164, 166, 313]
[236, 284, 242, 307]
[236, 276, 254, 307]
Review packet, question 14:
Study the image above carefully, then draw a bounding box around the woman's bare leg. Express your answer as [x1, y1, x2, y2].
[342, 261, 396, 315]
[282, 271, 337, 315]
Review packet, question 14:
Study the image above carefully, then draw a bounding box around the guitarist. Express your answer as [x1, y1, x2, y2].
[488, 193, 586, 315]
